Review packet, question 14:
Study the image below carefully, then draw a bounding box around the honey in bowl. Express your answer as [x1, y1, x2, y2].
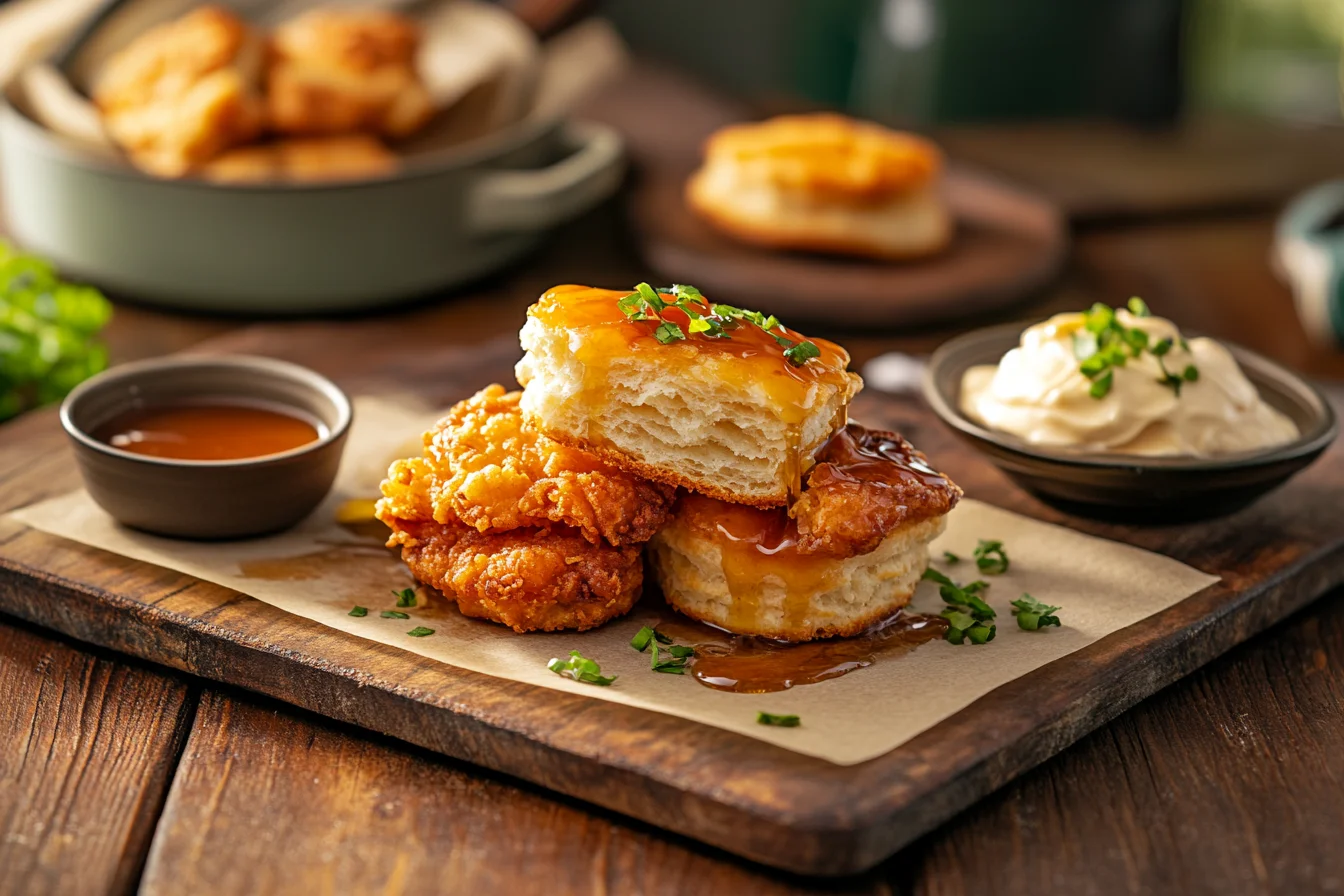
[93, 401, 324, 461]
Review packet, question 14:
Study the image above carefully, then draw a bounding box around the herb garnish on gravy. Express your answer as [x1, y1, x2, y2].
[1074, 298, 1199, 399]
[616, 283, 821, 366]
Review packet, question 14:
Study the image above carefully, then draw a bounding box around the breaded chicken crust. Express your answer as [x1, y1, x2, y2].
[385, 519, 643, 633]
[791, 423, 962, 558]
[265, 7, 434, 138]
[383, 385, 674, 547]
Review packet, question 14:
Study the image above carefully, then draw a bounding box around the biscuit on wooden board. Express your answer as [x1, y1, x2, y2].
[686, 113, 953, 260]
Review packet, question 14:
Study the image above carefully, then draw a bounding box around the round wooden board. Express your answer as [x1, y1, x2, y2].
[583, 68, 1068, 327]
[631, 164, 1067, 326]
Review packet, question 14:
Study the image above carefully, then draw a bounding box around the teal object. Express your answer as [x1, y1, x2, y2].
[607, 0, 1182, 125]
[1275, 181, 1344, 347]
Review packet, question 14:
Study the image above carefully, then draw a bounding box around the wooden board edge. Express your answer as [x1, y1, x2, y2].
[2, 539, 1343, 876]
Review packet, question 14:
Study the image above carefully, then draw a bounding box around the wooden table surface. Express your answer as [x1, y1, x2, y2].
[4, 122, 1344, 895]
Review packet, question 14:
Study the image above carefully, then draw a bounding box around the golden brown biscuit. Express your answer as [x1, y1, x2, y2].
[649, 423, 962, 641]
[515, 285, 862, 508]
[202, 134, 398, 183]
[685, 113, 951, 260]
[265, 8, 434, 138]
[93, 6, 264, 177]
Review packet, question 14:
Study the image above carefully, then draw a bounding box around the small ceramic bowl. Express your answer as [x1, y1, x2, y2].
[60, 355, 351, 538]
[923, 323, 1338, 521]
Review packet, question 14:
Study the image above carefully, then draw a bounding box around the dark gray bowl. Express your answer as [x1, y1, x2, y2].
[923, 323, 1338, 521]
[60, 355, 351, 538]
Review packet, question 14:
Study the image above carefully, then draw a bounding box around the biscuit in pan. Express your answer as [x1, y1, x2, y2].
[685, 113, 951, 260]
[515, 284, 862, 508]
[265, 8, 434, 139]
[93, 5, 264, 177]
[202, 134, 398, 183]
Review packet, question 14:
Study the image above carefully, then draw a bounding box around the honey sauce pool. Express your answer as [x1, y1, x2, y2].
[94, 401, 323, 461]
[657, 612, 948, 693]
[673, 423, 959, 635]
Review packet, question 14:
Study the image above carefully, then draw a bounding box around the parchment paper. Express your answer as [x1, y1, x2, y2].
[10, 398, 1219, 765]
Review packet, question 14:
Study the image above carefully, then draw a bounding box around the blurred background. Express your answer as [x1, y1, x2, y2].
[2, 0, 1344, 422]
[603, 0, 1343, 125]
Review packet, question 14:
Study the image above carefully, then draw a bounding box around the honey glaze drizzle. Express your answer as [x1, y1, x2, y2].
[656, 612, 948, 694]
[807, 422, 954, 493]
[528, 285, 856, 497]
[677, 421, 957, 637]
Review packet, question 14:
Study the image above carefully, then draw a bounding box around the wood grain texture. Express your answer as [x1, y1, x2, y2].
[0, 320, 1341, 874]
[135, 591, 1344, 896]
[141, 691, 843, 896]
[898, 590, 1344, 896]
[0, 620, 194, 896]
[578, 66, 1066, 327]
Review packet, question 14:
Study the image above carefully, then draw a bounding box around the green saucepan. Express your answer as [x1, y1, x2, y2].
[0, 100, 624, 314]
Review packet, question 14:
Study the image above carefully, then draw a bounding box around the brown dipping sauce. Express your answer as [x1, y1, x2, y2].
[94, 401, 323, 461]
[657, 612, 948, 694]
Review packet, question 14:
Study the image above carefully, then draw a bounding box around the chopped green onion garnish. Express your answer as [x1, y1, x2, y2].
[548, 650, 617, 686]
[407, 626, 434, 637]
[1075, 299, 1198, 398]
[616, 283, 821, 366]
[1011, 594, 1062, 631]
[348, 606, 368, 617]
[756, 712, 800, 727]
[394, 587, 416, 607]
[630, 626, 655, 652]
[380, 610, 410, 619]
[973, 539, 1009, 575]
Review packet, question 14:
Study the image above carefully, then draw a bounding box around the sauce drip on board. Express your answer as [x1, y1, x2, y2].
[528, 285, 856, 497]
[94, 401, 322, 461]
[673, 422, 958, 634]
[656, 612, 948, 693]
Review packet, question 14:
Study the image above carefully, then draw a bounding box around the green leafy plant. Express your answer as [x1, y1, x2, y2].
[0, 241, 112, 422]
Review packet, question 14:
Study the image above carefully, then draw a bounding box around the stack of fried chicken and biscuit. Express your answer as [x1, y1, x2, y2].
[377, 284, 961, 639]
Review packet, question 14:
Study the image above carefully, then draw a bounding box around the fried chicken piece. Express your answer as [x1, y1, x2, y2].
[93, 6, 264, 177]
[265, 8, 434, 139]
[383, 385, 674, 547]
[792, 423, 962, 558]
[202, 134, 398, 183]
[375, 385, 673, 632]
[383, 519, 642, 633]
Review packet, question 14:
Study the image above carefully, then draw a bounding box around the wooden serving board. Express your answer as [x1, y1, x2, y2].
[1, 330, 1342, 877]
[579, 66, 1068, 327]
